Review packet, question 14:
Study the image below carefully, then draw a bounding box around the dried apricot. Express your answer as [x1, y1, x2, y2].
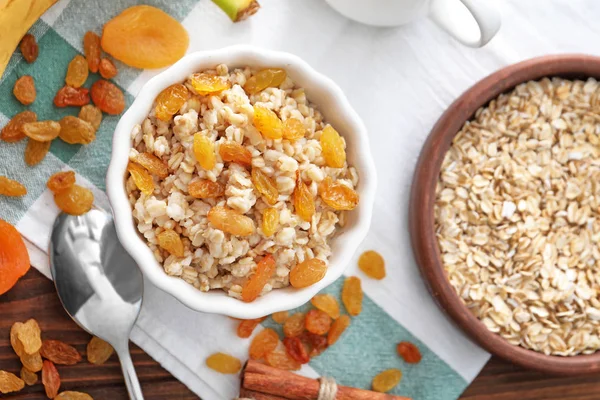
[342, 276, 363, 316]
[290, 258, 327, 288]
[319, 177, 359, 211]
[283, 337, 309, 364]
[1, 111, 36, 142]
[372, 369, 402, 393]
[25, 139, 51, 166]
[253, 105, 283, 140]
[157, 229, 185, 257]
[189, 73, 230, 96]
[21, 352, 43, 372]
[305, 309, 331, 335]
[65, 55, 89, 88]
[236, 318, 265, 338]
[131, 152, 168, 178]
[17, 319, 42, 355]
[208, 206, 255, 237]
[20, 367, 37, 386]
[83, 32, 101, 73]
[99, 58, 118, 79]
[102, 5, 189, 69]
[155, 84, 188, 121]
[358, 250, 386, 280]
[0, 176, 27, 197]
[78, 105, 103, 131]
[327, 315, 350, 346]
[193, 134, 216, 170]
[188, 179, 224, 198]
[42, 360, 60, 398]
[249, 328, 279, 360]
[299, 331, 328, 357]
[271, 311, 288, 324]
[244, 68, 286, 95]
[0, 370, 25, 394]
[40, 340, 82, 365]
[13, 76, 36, 105]
[59, 116, 96, 145]
[54, 185, 94, 216]
[87, 336, 113, 365]
[265, 348, 300, 371]
[283, 118, 305, 141]
[320, 125, 346, 168]
[397, 341, 422, 364]
[293, 172, 315, 222]
[127, 162, 154, 195]
[219, 141, 252, 167]
[91, 80, 125, 115]
[205, 353, 241, 374]
[311, 294, 340, 320]
[261, 207, 279, 237]
[252, 168, 278, 205]
[241, 255, 275, 302]
[22, 121, 60, 142]
[283, 313, 305, 338]
[54, 86, 90, 107]
[20, 34, 39, 63]
[55, 391, 93, 400]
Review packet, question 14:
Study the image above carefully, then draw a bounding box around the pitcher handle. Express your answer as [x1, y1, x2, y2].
[429, 0, 501, 47]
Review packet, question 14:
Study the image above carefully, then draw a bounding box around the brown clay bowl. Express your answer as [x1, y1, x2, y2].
[410, 54, 600, 375]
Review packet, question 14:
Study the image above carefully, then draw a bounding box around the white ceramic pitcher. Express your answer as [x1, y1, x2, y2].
[324, 0, 501, 47]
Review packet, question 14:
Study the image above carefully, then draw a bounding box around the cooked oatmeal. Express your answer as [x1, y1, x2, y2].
[126, 64, 359, 300]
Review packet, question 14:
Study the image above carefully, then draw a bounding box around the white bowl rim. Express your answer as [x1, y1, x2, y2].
[106, 45, 378, 319]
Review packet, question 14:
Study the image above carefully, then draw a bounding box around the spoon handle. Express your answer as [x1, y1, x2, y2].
[117, 348, 144, 400]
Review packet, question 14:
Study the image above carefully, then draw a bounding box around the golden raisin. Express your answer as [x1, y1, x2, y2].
[10, 322, 25, 357]
[327, 314, 350, 345]
[188, 179, 224, 198]
[241, 255, 275, 302]
[0, 176, 27, 197]
[47, 171, 76, 194]
[1, 111, 36, 143]
[65, 55, 89, 88]
[372, 369, 402, 393]
[265, 348, 301, 371]
[320, 125, 346, 168]
[25, 139, 51, 166]
[320, 177, 359, 211]
[283, 336, 309, 364]
[189, 73, 230, 95]
[205, 353, 242, 374]
[305, 309, 331, 335]
[13, 76, 36, 105]
[86, 336, 113, 365]
[283, 118, 305, 141]
[78, 105, 103, 131]
[55, 391, 94, 400]
[22, 121, 61, 142]
[271, 311, 289, 324]
[54, 86, 90, 107]
[127, 162, 154, 195]
[261, 207, 279, 237]
[293, 172, 315, 222]
[83, 31, 101, 73]
[311, 294, 340, 319]
[155, 84, 188, 121]
[207, 206, 255, 237]
[19, 34, 39, 63]
[20, 367, 37, 386]
[358, 250, 386, 280]
[54, 185, 94, 216]
[236, 318, 265, 338]
[91, 80, 125, 115]
[0, 370, 25, 394]
[249, 328, 279, 360]
[283, 313, 305, 338]
[299, 331, 328, 358]
[290, 258, 327, 288]
[342, 276, 363, 317]
[157, 229, 185, 257]
[99, 58, 118, 79]
[244, 68, 286, 95]
[40, 339, 82, 365]
[252, 168, 278, 205]
[20, 352, 43, 372]
[219, 141, 252, 167]
[193, 134, 216, 170]
[59, 116, 96, 145]
[131, 152, 168, 178]
[16, 319, 42, 355]
[397, 342, 422, 364]
[253, 105, 283, 140]
[42, 360, 61, 398]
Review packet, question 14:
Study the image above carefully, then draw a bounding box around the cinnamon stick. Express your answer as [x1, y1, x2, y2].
[239, 388, 288, 400]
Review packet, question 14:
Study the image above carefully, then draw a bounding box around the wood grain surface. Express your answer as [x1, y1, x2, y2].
[2, 268, 600, 399]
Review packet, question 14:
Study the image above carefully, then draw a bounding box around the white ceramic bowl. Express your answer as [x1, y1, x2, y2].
[106, 45, 377, 319]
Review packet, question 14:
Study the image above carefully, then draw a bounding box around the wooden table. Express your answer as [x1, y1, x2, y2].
[2, 269, 600, 399]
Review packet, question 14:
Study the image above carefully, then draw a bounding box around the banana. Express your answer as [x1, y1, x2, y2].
[0, 0, 58, 78]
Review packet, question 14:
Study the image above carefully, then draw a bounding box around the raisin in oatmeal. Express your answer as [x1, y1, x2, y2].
[126, 65, 359, 301]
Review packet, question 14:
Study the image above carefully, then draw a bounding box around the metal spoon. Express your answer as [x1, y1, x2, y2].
[49, 209, 144, 400]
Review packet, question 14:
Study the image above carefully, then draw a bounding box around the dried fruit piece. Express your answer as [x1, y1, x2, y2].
[0, 176, 27, 197]
[40, 340, 82, 365]
[342, 276, 363, 317]
[25, 139, 51, 166]
[249, 328, 279, 360]
[208, 206, 255, 237]
[83, 32, 101, 73]
[212, 0, 260, 22]
[265, 348, 301, 371]
[189, 73, 230, 95]
[193, 134, 216, 170]
[99, 58, 118, 79]
[320, 125, 346, 168]
[91, 80, 125, 115]
[253, 105, 283, 140]
[10, 323, 25, 356]
[78, 105, 103, 131]
[20, 367, 37, 386]
[327, 315, 350, 346]
[252, 168, 278, 205]
[65, 55, 89, 88]
[17, 319, 42, 355]
[188, 179, 225, 198]
[271, 311, 288, 324]
[397, 341, 422, 364]
[236, 318, 265, 338]
[261, 207, 279, 237]
[244, 68, 286, 95]
[127, 162, 154, 195]
[305, 309, 331, 335]
[54, 185, 94, 216]
[299, 331, 328, 357]
[219, 141, 252, 167]
[282, 118, 305, 141]
[0, 370, 24, 394]
[13, 75, 36, 105]
[311, 294, 340, 320]
[47, 172, 76, 195]
[205, 353, 242, 374]
[241, 254, 275, 302]
[319, 177, 359, 211]
[0, 226, 28, 295]
[54, 86, 90, 107]
[358, 250, 386, 280]
[20, 34, 39, 63]
[155, 84, 188, 121]
[289, 258, 327, 288]
[131, 152, 168, 178]
[55, 391, 94, 400]
[59, 116, 96, 145]
[293, 172, 315, 222]
[283, 313, 305, 338]
[283, 336, 309, 364]
[22, 121, 60, 142]
[1, 110, 37, 142]
[87, 336, 114, 365]
[42, 360, 60, 398]
[157, 229, 185, 257]
[102, 5, 189, 69]
[21, 352, 43, 372]
[372, 369, 402, 393]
